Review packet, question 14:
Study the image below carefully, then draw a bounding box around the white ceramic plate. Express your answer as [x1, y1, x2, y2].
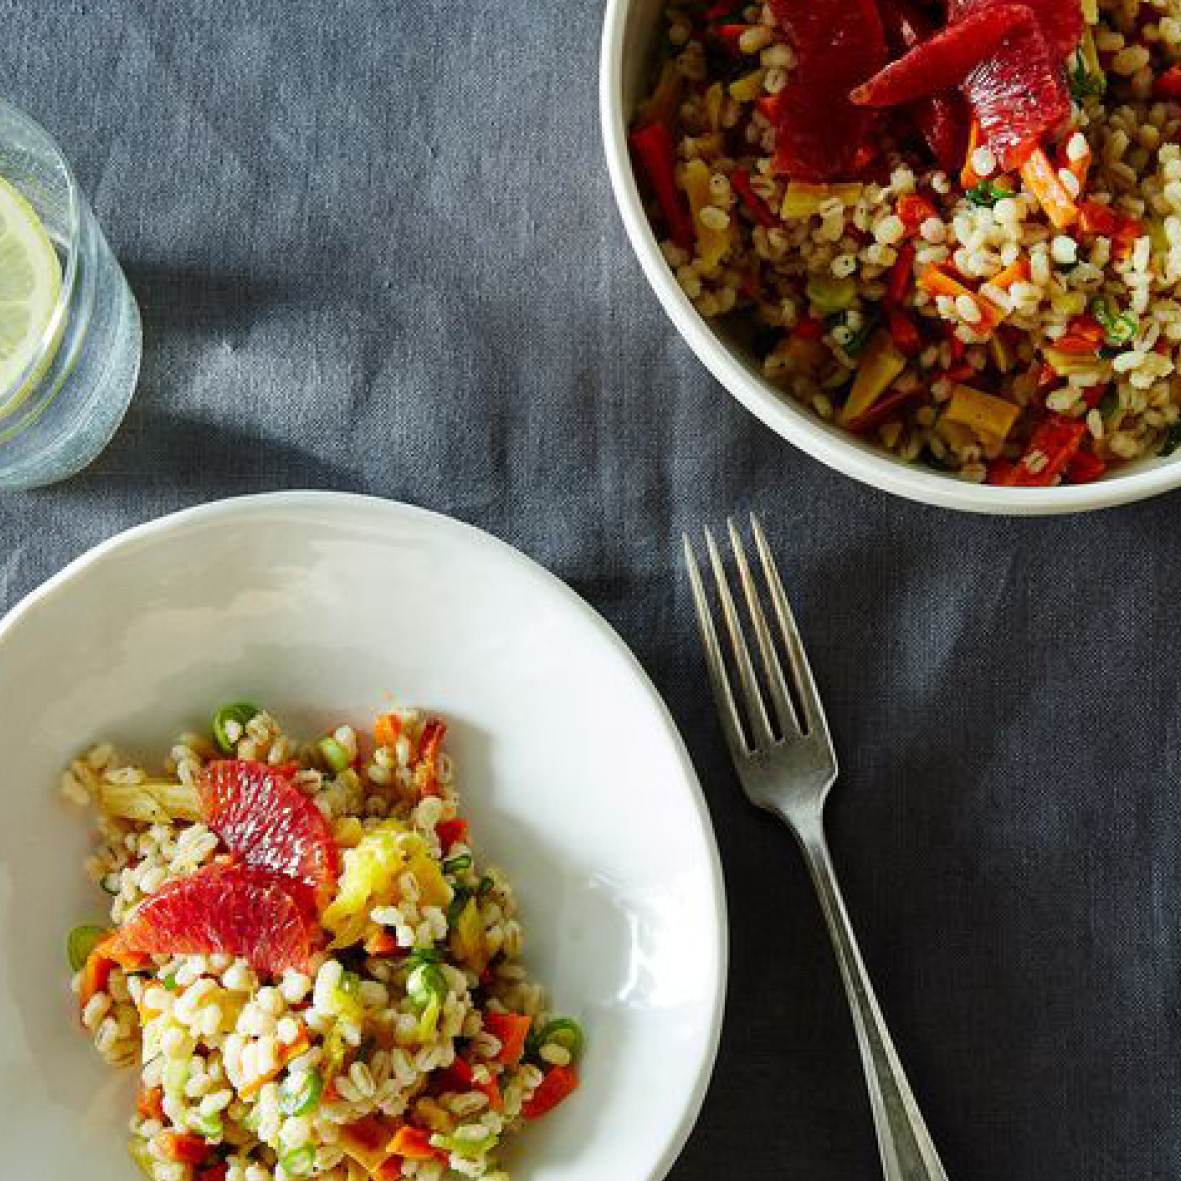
[0, 492, 727, 1181]
[600, 0, 1181, 515]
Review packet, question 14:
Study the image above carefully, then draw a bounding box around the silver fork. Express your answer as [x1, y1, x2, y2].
[683, 515, 949, 1181]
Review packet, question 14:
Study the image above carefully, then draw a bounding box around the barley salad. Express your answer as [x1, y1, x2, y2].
[630, 0, 1181, 485]
[64, 704, 582, 1181]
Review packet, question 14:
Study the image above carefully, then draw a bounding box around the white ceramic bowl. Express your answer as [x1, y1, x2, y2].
[600, 0, 1181, 515]
[0, 492, 726, 1181]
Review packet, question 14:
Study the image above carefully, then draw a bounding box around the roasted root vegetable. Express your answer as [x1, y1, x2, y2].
[940, 384, 1020, 443]
[839, 331, 907, 426]
[683, 158, 731, 275]
[780, 181, 863, 220]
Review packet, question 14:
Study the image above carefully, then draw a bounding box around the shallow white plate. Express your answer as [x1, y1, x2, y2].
[0, 492, 727, 1181]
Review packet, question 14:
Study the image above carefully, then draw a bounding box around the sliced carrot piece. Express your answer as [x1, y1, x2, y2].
[483, 1012, 532, 1065]
[522, 1066, 579, 1119]
[961, 119, 985, 189]
[987, 259, 1030, 291]
[918, 264, 1001, 332]
[374, 713, 403, 750]
[387, 1125, 449, 1162]
[239, 1025, 311, 1098]
[160, 1133, 210, 1164]
[1020, 147, 1079, 230]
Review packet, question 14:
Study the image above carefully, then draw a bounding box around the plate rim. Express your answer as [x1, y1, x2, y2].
[0, 489, 729, 1181]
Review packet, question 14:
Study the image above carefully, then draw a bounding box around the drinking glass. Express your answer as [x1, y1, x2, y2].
[0, 99, 142, 489]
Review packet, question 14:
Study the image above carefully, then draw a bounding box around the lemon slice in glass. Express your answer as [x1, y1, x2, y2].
[0, 176, 63, 413]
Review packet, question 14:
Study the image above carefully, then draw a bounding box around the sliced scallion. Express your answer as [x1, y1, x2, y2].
[279, 1068, 324, 1116]
[281, 1145, 317, 1176]
[66, 924, 108, 971]
[212, 701, 260, 754]
[539, 1017, 585, 1062]
[317, 736, 351, 773]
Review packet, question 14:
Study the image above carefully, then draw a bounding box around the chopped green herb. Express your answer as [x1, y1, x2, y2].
[1098, 389, 1120, 417]
[407, 963, 448, 1011]
[443, 853, 473, 875]
[965, 180, 1016, 208]
[1091, 296, 1138, 347]
[447, 888, 471, 928]
[920, 449, 953, 472]
[1160, 423, 1181, 458]
[1069, 53, 1105, 102]
[407, 946, 443, 967]
[162, 974, 181, 991]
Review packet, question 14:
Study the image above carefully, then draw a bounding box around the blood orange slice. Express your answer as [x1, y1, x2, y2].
[963, 13, 1071, 169]
[769, 0, 887, 180]
[198, 760, 338, 907]
[113, 863, 319, 976]
[949, 0, 1083, 60]
[852, 5, 1034, 107]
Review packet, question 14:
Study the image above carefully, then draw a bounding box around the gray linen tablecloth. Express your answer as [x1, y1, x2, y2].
[4, 2, 1181, 1178]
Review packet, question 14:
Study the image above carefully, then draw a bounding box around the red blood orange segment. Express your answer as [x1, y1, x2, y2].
[963, 14, 1071, 169]
[852, 5, 1036, 107]
[949, 0, 1083, 60]
[114, 864, 319, 976]
[769, 0, 887, 180]
[198, 760, 338, 907]
[877, 0, 971, 171]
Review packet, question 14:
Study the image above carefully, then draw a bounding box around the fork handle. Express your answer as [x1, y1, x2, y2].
[798, 821, 950, 1181]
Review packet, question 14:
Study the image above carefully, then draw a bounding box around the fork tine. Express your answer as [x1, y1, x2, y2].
[703, 526, 776, 752]
[750, 514, 828, 736]
[727, 517, 799, 736]
[682, 534, 749, 757]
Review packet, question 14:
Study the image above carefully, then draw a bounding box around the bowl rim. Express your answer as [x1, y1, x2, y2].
[598, 0, 1181, 517]
[0, 490, 730, 1181]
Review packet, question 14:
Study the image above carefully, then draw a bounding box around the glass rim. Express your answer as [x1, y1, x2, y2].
[0, 98, 82, 412]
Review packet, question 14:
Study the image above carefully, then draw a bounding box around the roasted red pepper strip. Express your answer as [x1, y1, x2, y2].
[886, 307, 923, 355]
[136, 1085, 166, 1122]
[483, 1012, 532, 1065]
[522, 1066, 580, 1119]
[1082, 384, 1109, 410]
[885, 240, 916, 305]
[388, 1126, 448, 1162]
[793, 315, 826, 341]
[1154, 66, 1181, 100]
[1078, 199, 1119, 236]
[897, 194, 937, 236]
[436, 818, 469, 854]
[846, 383, 925, 433]
[629, 122, 694, 250]
[161, 1134, 211, 1165]
[999, 416, 1087, 486]
[730, 168, 776, 228]
[1053, 314, 1105, 355]
[1065, 450, 1107, 483]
